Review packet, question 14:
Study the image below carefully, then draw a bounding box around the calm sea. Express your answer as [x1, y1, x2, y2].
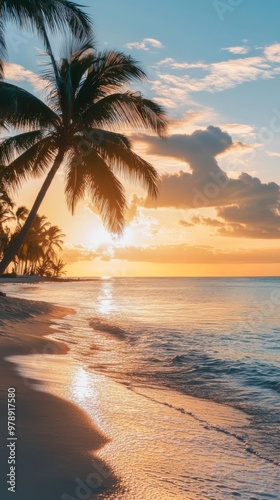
[4, 277, 280, 499]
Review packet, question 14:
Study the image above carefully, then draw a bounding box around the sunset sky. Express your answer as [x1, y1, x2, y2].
[4, 0, 280, 276]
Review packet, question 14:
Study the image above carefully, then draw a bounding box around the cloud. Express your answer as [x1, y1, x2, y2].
[62, 241, 280, 266]
[216, 202, 280, 238]
[139, 125, 280, 239]
[263, 43, 280, 62]
[221, 46, 249, 55]
[267, 151, 280, 157]
[62, 246, 99, 264]
[4, 62, 46, 92]
[156, 56, 272, 94]
[154, 43, 280, 105]
[180, 211, 280, 239]
[112, 244, 280, 264]
[126, 38, 163, 51]
[125, 194, 145, 223]
[168, 108, 220, 134]
[178, 220, 195, 228]
[219, 123, 256, 139]
[180, 216, 224, 228]
[158, 57, 208, 69]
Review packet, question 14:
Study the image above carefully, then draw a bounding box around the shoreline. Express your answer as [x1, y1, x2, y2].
[0, 295, 118, 499]
[0, 276, 100, 284]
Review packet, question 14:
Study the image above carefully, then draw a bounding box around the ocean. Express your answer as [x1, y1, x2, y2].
[4, 277, 280, 499]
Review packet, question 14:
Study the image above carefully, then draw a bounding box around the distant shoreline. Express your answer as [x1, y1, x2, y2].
[1, 275, 280, 284]
[0, 276, 100, 284]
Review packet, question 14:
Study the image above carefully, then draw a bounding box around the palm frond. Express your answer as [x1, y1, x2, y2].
[42, 36, 95, 124]
[0, 82, 59, 130]
[77, 129, 159, 197]
[74, 50, 147, 112]
[77, 92, 168, 136]
[1, 137, 57, 191]
[1, 0, 92, 39]
[43, 1, 92, 38]
[0, 131, 44, 165]
[65, 146, 126, 234]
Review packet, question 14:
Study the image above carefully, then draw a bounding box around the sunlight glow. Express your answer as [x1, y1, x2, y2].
[97, 280, 114, 315]
[70, 367, 93, 403]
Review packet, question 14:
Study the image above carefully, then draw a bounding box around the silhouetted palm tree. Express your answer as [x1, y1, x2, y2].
[0, 200, 14, 258]
[15, 206, 29, 229]
[0, 0, 92, 76]
[0, 167, 14, 206]
[50, 257, 66, 277]
[0, 36, 167, 274]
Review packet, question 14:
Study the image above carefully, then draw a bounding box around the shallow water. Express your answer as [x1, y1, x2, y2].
[4, 277, 280, 498]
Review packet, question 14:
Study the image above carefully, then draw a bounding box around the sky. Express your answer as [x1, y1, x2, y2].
[4, 0, 280, 277]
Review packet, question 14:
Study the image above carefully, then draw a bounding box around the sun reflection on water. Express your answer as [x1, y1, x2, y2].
[70, 366, 94, 403]
[97, 279, 114, 316]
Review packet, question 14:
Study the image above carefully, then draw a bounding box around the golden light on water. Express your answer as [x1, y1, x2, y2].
[97, 279, 114, 316]
[70, 367, 94, 403]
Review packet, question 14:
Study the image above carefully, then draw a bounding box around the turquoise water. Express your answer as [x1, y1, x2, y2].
[4, 277, 280, 498]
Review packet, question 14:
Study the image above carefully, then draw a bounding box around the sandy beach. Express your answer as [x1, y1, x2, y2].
[0, 294, 118, 500]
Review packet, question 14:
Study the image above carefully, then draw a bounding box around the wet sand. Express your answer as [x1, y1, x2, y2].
[0, 295, 118, 500]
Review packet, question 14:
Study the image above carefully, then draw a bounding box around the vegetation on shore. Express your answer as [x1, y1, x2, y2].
[0, 197, 66, 277]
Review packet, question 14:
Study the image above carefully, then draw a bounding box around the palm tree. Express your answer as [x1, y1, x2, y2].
[15, 206, 29, 229]
[0, 200, 14, 258]
[50, 257, 66, 277]
[8, 211, 65, 275]
[0, 36, 167, 274]
[22, 214, 50, 274]
[35, 223, 65, 276]
[0, 0, 92, 76]
[0, 167, 14, 206]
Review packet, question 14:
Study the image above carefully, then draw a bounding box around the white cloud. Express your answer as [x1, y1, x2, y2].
[4, 62, 46, 92]
[153, 43, 280, 104]
[263, 43, 280, 62]
[221, 46, 249, 55]
[158, 57, 207, 69]
[126, 38, 163, 51]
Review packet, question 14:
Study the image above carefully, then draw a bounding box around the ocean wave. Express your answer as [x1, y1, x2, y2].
[168, 351, 280, 394]
[89, 317, 128, 339]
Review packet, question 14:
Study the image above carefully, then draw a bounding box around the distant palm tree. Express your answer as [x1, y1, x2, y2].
[49, 257, 66, 278]
[0, 200, 14, 258]
[0, 167, 14, 207]
[0, 0, 92, 76]
[15, 206, 29, 229]
[14, 214, 49, 274]
[0, 36, 167, 274]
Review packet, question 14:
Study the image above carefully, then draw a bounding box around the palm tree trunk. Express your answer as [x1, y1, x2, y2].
[0, 149, 64, 275]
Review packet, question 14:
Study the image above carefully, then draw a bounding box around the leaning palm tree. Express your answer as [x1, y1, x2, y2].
[0, 0, 92, 76]
[0, 36, 167, 274]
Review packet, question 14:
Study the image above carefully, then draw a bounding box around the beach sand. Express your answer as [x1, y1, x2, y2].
[0, 294, 118, 500]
